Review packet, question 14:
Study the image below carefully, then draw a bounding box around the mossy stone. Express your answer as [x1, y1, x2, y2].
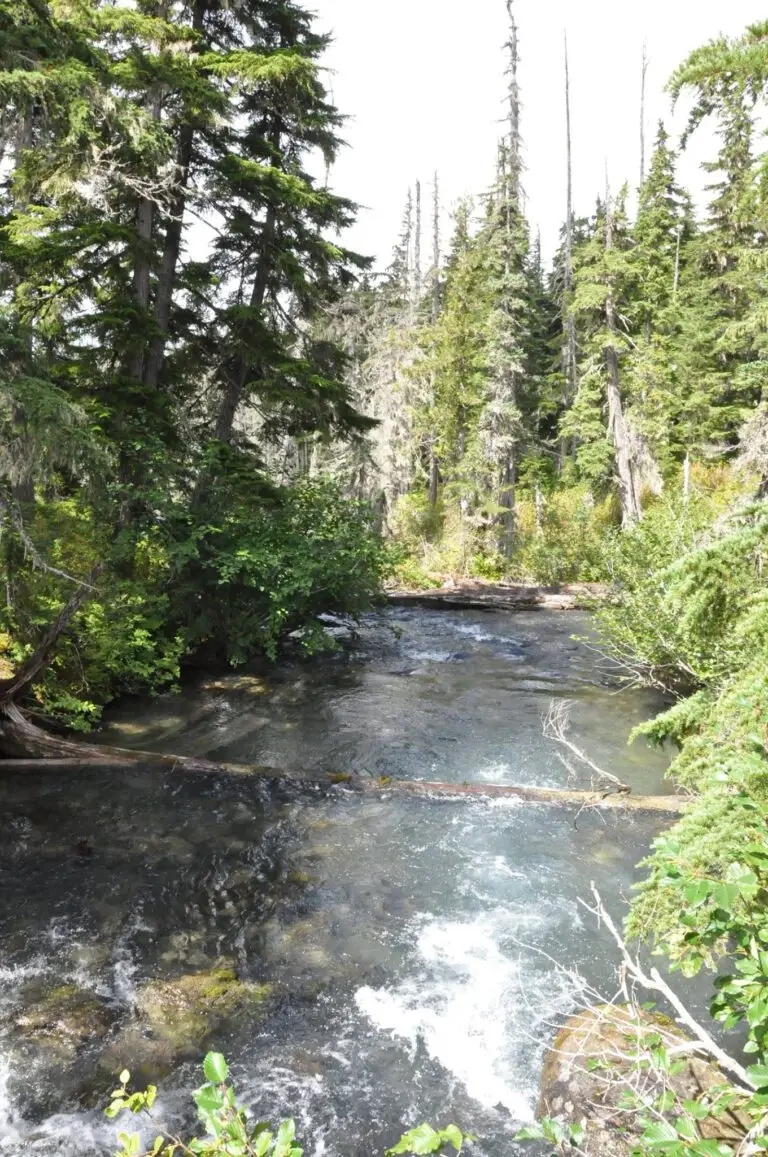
[134, 966, 273, 1053]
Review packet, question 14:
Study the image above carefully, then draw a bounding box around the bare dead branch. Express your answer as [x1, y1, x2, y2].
[544, 698, 631, 795]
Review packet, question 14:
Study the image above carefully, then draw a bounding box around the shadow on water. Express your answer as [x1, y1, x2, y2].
[0, 610, 684, 1155]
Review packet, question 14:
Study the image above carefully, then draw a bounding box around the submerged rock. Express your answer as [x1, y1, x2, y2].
[538, 1005, 750, 1156]
[99, 966, 274, 1083]
[15, 984, 113, 1059]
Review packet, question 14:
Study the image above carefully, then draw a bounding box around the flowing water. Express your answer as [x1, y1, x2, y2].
[0, 608, 677, 1154]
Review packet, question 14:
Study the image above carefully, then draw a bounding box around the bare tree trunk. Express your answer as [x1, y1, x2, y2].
[683, 453, 691, 504]
[414, 179, 422, 305]
[604, 188, 642, 527]
[431, 173, 440, 324]
[560, 33, 578, 468]
[506, 0, 521, 201]
[640, 41, 649, 186]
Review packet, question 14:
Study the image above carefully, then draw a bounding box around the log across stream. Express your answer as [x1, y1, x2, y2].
[0, 605, 687, 1156]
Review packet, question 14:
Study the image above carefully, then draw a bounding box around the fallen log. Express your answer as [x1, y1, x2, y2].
[0, 703, 254, 774]
[0, 755, 688, 814]
[387, 581, 606, 614]
[352, 778, 688, 813]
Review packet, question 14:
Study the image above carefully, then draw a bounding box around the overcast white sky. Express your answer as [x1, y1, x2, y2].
[312, 0, 768, 270]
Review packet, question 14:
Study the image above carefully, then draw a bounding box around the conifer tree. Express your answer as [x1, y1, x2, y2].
[625, 123, 696, 473]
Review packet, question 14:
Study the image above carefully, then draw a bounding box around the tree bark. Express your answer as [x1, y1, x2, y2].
[413, 178, 421, 305]
[640, 41, 649, 186]
[128, 37, 166, 382]
[496, 0, 522, 557]
[212, 202, 278, 447]
[427, 173, 441, 508]
[0, 745, 688, 815]
[142, 0, 207, 393]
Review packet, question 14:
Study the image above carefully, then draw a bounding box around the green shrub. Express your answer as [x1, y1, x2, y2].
[174, 478, 392, 664]
[107, 1053, 472, 1157]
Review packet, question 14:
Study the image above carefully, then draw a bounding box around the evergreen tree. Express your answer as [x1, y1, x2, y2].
[625, 123, 696, 474]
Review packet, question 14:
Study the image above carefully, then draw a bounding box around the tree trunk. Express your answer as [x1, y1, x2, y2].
[128, 82, 164, 379]
[142, 0, 207, 392]
[213, 203, 278, 447]
[604, 191, 642, 527]
[496, 0, 522, 558]
[640, 41, 649, 186]
[427, 174, 441, 509]
[0, 702, 239, 772]
[0, 743, 688, 814]
[413, 178, 421, 306]
[560, 35, 578, 467]
[428, 444, 440, 507]
[0, 564, 104, 704]
[431, 172, 440, 324]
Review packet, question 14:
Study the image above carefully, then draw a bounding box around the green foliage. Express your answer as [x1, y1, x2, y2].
[106, 1055, 470, 1157]
[512, 485, 619, 584]
[177, 479, 391, 665]
[386, 1123, 472, 1156]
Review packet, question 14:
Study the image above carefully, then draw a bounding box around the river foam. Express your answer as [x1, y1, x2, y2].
[354, 908, 585, 1123]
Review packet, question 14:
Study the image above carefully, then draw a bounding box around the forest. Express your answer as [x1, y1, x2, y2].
[1, 1, 768, 1155]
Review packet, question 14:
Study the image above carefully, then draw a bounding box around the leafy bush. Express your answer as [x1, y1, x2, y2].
[0, 501, 184, 729]
[512, 485, 619, 584]
[0, 479, 391, 728]
[174, 478, 391, 664]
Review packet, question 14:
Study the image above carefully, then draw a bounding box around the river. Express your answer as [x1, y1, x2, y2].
[0, 607, 674, 1155]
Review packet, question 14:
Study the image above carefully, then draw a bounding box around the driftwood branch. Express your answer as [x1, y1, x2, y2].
[0, 738, 689, 815]
[544, 698, 630, 795]
[582, 882, 755, 1091]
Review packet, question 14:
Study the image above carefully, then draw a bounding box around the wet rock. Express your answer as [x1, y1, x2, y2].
[15, 984, 113, 1058]
[538, 1005, 750, 1156]
[134, 965, 273, 1053]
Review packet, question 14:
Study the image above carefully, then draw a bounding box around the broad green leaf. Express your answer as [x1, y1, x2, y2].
[387, 1124, 443, 1155]
[747, 1064, 768, 1088]
[203, 1052, 229, 1084]
[643, 1119, 680, 1144]
[438, 1125, 464, 1151]
[684, 880, 711, 908]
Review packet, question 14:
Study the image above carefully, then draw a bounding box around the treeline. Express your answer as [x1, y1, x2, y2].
[328, 15, 768, 582]
[0, 0, 388, 734]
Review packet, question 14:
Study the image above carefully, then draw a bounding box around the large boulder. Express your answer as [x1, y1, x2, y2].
[538, 1004, 750, 1156]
